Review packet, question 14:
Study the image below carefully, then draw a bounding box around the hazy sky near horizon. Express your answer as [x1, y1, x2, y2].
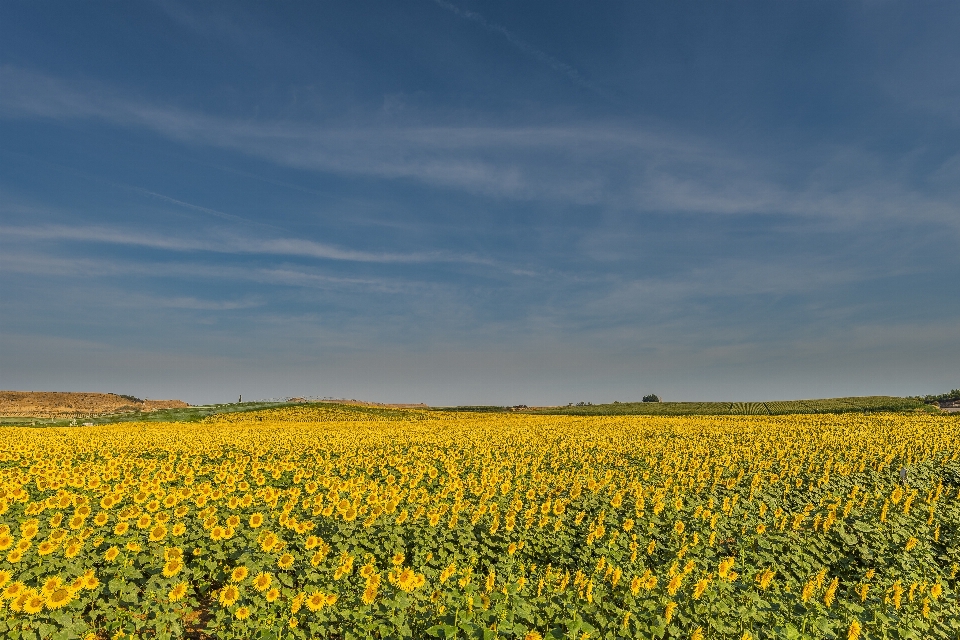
[1, 1, 958, 405]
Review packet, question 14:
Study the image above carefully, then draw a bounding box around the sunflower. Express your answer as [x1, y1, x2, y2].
[693, 578, 709, 599]
[149, 524, 168, 542]
[265, 587, 280, 602]
[252, 572, 272, 592]
[168, 582, 188, 602]
[104, 546, 120, 562]
[664, 601, 677, 623]
[219, 584, 240, 606]
[93, 512, 109, 526]
[0, 534, 12, 550]
[226, 515, 240, 528]
[235, 605, 251, 620]
[125, 542, 141, 552]
[305, 591, 326, 612]
[7, 550, 23, 563]
[64, 542, 82, 558]
[290, 592, 305, 614]
[46, 587, 73, 610]
[163, 559, 183, 578]
[82, 572, 100, 590]
[23, 593, 45, 615]
[114, 522, 129, 536]
[10, 592, 28, 612]
[40, 576, 63, 596]
[37, 541, 57, 556]
[172, 523, 186, 536]
[3, 582, 24, 600]
[277, 553, 294, 570]
[136, 515, 152, 530]
[231, 566, 249, 583]
[248, 513, 264, 528]
[260, 532, 278, 552]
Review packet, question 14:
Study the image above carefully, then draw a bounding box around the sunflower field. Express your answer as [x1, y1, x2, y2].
[0, 407, 958, 640]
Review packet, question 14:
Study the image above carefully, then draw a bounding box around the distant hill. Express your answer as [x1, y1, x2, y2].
[0, 391, 188, 418]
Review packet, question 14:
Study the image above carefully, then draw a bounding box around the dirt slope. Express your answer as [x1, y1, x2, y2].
[0, 391, 188, 418]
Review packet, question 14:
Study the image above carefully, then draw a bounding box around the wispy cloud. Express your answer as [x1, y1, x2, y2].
[0, 223, 485, 265]
[429, 0, 609, 98]
[2, 66, 959, 230]
[0, 250, 424, 294]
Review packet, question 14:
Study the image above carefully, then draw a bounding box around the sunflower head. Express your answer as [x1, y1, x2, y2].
[42, 576, 63, 596]
[168, 582, 188, 602]
[46, 587, 73, 610]
[219, 584, 240, 606]
[253, 572, 272, 592]
[24, 593, 46, 614]
[306, 591, 326, 612]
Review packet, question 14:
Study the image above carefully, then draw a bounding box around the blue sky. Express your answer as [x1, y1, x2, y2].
[1, 1, 958, 405]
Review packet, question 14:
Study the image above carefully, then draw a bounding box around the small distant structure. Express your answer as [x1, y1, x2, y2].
[642, 394, 661, 403]
[509, 405, 528, 411]
[940, 399, 960, 413]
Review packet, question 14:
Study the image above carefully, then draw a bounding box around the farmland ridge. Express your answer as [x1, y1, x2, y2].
[0, 391, 188, 418]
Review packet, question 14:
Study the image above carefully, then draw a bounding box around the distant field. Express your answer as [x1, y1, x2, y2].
[0, 400, 432, 427]
[0, 401, 297, 427]
[0, 395, 939, 427]
[520, 395, 928, 416]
